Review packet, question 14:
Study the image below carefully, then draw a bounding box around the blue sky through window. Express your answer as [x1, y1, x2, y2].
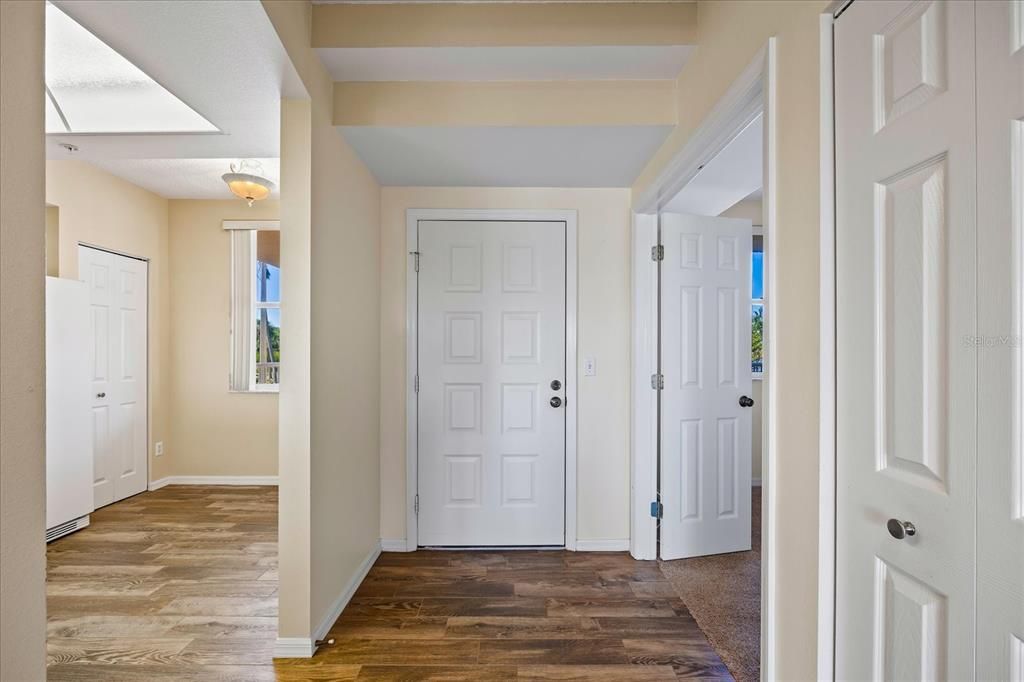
[752, 251, 764, 299]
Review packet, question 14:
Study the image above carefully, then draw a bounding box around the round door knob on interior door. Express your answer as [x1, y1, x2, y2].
[550, 379, 562, 391]
[96, 392, 106, 398]
[886, 518, 916, 540]
[549, 396, 562, 408]
[739, 395, 754, 407]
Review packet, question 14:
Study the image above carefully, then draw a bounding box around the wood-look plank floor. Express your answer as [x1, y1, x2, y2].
[47, 486, 732, 681]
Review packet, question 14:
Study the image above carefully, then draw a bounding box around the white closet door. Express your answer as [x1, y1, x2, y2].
[416, 220, 566, 546]
[976, 1, 1024, 678]
[79, 246, 148, 508]
[835, 1, 977, 679]
[659, 213, 752, 560]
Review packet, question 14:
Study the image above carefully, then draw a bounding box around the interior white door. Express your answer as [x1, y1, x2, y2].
[976, 1, 1023, 678]
[835, 1, 977, 679]
[79, 245, 148, 508]
[659, 213, 752, 560]
[416, 220, 566, 546]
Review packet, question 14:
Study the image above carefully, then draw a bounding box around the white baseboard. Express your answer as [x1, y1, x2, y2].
[274, 541, 381, 659]
[149, 475, 279, 491]
[313, 541, 382, 641]
[575, 538, 630, 552]
[753, 478, 763, 487]
[272, 637, 315, 659]
[380, 538, 412, 552]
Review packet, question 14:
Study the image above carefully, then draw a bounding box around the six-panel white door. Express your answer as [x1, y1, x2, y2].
[835, 1, 977, 678]
[416, 220, 566, 546]
[659, 213, 753, 560]
[79, 245, 148, 508]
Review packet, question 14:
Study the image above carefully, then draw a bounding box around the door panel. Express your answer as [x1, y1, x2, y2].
[835, 1, 976, 678]
[976, 1, 1024, 678]
[659, 213, 752, 560]
[79, 246, 148, 508]
[417, 220, 566, 546]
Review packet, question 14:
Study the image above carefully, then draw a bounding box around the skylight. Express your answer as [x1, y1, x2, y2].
[45, 2, 218, 134]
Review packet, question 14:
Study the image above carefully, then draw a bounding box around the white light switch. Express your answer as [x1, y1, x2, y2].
[155, 441, 164, 457]
[583, 357, 596, 376]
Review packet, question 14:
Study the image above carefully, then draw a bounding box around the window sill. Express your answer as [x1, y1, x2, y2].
[230, 386, 280, 394]
[752, 374, 765, 382]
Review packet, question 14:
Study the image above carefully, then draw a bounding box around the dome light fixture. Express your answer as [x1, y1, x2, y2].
[222, 160, 275, 207]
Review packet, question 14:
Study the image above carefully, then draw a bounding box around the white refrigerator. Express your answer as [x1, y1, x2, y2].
[46, 276, 94, 541]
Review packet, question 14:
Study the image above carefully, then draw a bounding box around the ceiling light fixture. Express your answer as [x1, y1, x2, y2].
[222, 160, 275, 207]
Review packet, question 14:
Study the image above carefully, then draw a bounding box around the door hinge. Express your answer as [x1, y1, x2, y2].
[414, 494, 420, 516]
[650, 501, 663, 519]
[414, 374, 420, 393]
[651, 244, 664, 262]
[650, 373, 664, 390]
[409, 250, 420, 272]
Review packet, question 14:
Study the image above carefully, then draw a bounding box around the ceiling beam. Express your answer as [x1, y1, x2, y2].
[333, 80, 677, 127]
[312, 2, 697, 48]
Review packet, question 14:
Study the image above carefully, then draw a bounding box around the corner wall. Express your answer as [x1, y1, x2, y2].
[632, 2, 828, 676]
[379, 187, 632, 546]
[0, 1, 47, 678]
[263, 0, 383, 644]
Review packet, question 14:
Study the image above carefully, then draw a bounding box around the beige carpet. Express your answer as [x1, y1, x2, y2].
[659, 487, 762, 682]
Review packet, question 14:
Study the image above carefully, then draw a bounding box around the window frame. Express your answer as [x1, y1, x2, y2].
[226, 220, 281, 394]
[752, 226, 765, 380]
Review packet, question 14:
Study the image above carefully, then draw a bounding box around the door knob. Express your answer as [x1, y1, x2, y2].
[96, 392, 106, 398]
[886, 518, 916, 540]
[549, 396, 562, 408]
[550, 379, 562, 391]
[739, 395, 754, 407]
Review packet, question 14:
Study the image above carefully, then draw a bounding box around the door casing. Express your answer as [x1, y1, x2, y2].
[404, 208, 578, 551]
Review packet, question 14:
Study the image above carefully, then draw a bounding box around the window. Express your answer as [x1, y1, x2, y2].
[752, 234, 764, 377]
[228, 223, 280, 392]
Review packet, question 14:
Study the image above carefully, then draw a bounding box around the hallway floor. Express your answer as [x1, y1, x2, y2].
[46, 486, 732, 681]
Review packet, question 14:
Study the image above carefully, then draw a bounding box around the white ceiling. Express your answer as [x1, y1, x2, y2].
[663, 114, 763, 216]
[45, 1, 299, 198]
[86, 158, 280, 201]
[317, 45, 693, 82]
[339, 125, 672, 186]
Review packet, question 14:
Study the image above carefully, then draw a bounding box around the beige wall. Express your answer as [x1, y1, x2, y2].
[720, 198, 764, 482]
[0, 1, 47, 678]
[46, 206, 59, 276]
[634, 2, 828, 676]
[167, 200, 280, 478]
[264, 0, 383, 641]
[379, 187, 632, 544]
[46, 160, 174, 482]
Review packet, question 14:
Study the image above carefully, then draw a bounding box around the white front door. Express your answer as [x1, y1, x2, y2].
[836, 1, 977, 678]
[659, 213, 753, 560]
[416, 220, 566, 546]
[79, 245, 148, 508]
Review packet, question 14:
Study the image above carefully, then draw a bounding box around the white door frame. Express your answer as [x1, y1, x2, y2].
[405, 208, 579, 551]
[77, 241, 151, 496]
[629, 39, 786, 678]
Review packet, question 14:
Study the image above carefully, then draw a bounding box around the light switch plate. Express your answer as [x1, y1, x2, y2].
[583, 357, 596, 376]
[155, 441, 164, 457]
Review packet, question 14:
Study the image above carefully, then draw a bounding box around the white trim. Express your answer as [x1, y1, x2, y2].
[222, 220, 280, 231]
[148, 476, 279, 491]
[630, 212, 658, 561]
[404, 208, 579, 551]
[313, 543, 382, 642]
[632, 49, 768, 215]
[272, 637, 315, 659]
[380, 538, 411, 552]
[817, 11, 837, 682]
[575, 538, 630, 552]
